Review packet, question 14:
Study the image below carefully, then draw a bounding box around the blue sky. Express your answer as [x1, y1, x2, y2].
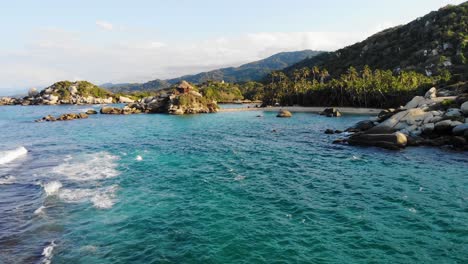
[0, 0, 464, 94]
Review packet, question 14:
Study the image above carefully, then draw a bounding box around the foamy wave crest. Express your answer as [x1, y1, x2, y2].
[0, 146, 27, 165]
[0, 175, 16, 185]
[52, 152, 120, 181]
[34, 205, 46, 215]
[58, 185, 119, 209]
[43, 181, 63, 196]
[41, 241, 56, 264]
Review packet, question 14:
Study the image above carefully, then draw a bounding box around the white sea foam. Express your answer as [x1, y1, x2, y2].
[34, 205, 46, 215]
[43, 181, 63, 196]
[234, 175, 245, 181]
[58, 185, 118, 209]
[136, 155, 143, 161]
[41, 241, 56, 264]
[0, 146, 27, 165]
[0, 175, 16, 185]
[52, 152, 120, 181]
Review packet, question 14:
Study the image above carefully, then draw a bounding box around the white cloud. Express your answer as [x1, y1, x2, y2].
[96, 20, 113, 31]
[0, 29, 373, 94]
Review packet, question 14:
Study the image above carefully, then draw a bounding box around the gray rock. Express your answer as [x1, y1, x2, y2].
[453, 124, 468, 136]
[422, 123, 435, 134]
[435, 120, 452, 131]
[461, 101, 468, 115]
[28, 88, 38, 97]
[445, 108, 463, 118]
[405, 96, 425, 109]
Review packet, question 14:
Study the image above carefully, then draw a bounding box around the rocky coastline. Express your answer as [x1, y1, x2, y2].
[330, 87, 468, 151]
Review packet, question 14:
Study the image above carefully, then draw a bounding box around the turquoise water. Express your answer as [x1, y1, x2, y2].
[0, 105, 467, 264]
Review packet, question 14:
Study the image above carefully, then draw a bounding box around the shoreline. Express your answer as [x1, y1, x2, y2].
[219, 106, 382, 115]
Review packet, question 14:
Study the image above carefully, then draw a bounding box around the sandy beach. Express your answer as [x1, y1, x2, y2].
[219, 106, 382, 115]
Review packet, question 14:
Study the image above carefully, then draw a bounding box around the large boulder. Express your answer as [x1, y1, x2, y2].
[452, 124, 468, 136]
[28, 88, 39, 97]
[424, 87, 437, 99]
[100, 107, 123, 115]
[348, 132, 407, 150]
[345, 120, 375, 132]
[461, 101, 468, 115]
[445, 108, 463, 118]
[277, 110, 292, 118]
[377, 108, 426, 130]
[118, 96, 134, 103]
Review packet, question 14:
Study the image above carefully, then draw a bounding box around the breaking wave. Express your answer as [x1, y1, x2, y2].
[41, 241, 56, 264]
[0, 175, 16, 185]
[0, 146, 27, 165]
[42, 181, 63, 196]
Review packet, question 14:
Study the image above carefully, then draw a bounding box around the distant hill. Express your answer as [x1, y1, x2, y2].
[284, 2, 468, 81]
[104, 50, 322, 92]
[167, 50, 322, 84]
[101, 79, 171, 93]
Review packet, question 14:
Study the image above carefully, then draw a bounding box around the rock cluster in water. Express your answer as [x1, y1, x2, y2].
[320, 108, 342, 117]
[333, 87, 468, 150]
[35, 113, 89, 122]
[100, 81, 218, 115]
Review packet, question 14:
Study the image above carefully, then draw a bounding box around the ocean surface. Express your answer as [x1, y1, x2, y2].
[0, 105, 467, 264]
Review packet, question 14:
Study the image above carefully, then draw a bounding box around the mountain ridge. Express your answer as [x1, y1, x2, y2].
[104, 50, 322, 92]
[283, 2, 468, 81]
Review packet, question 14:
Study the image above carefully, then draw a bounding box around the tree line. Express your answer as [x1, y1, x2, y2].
[259, 66, 448, 108]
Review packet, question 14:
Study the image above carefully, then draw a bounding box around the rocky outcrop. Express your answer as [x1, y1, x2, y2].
[1, 81, 114, 106]
[320, 108, 341, 117]
[0, 97, 17, 105]
[277, 110, 292, 118]
[35, 113, 89, 122]
[108, 81, 218, 115]
[335, 87, 468, 150]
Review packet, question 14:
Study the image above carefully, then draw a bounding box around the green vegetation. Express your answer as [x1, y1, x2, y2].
[262, 66, 436, 108]
[48, 81, 112, 99]
[101, 79, 171, 93]
[285, 2, 468, 82]
[199, 81, 244, 102]
[77, 81, 112, 98]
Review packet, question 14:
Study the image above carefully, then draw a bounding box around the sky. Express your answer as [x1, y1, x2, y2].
[0, 0, 465, 94]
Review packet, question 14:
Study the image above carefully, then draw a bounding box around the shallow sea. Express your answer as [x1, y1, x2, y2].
[0, 105, 467, 264]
